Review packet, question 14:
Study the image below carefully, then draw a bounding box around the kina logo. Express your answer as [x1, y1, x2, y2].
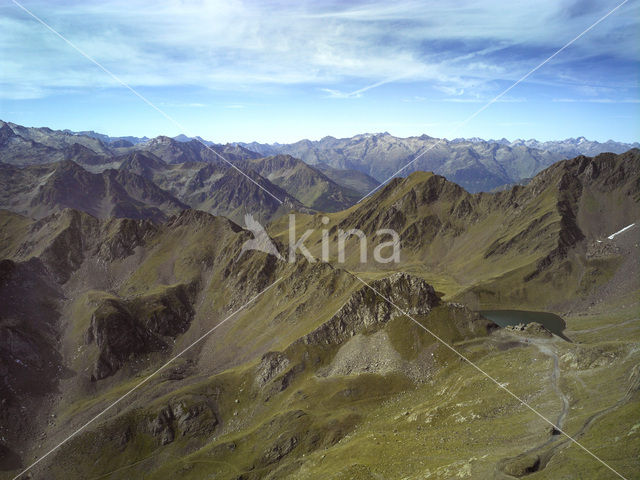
[239, 214, 284, 260]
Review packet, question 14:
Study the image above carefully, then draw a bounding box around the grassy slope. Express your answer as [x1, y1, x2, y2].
[40, 312, 640, 480]
[1, 152, 639, 479]
[269, 171, 561, 302]
[244, 155, 362, 212]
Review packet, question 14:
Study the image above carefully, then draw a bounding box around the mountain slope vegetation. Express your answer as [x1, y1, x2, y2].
[271, 150, 639, 309]
[0, 148, 637, 479]
[0, 160, 188, 222]
[0, 123, 373, 222]
[241, 154, 361, 211]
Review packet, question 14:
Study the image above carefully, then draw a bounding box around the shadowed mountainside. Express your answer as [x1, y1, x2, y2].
[239, 133, 639, 193]
[0, 123, 372, 222]
[0, 160, 188, 222]
[271, 149, 640, 309]
[314, 162, 380, 196]
[241, 154, 362, 211]
[0, 114, 640, 480]
[0, 141, 638, 478]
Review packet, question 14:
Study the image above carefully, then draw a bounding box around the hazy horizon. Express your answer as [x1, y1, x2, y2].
[2, 118, 639, 147]
[1, 1, 639, 143]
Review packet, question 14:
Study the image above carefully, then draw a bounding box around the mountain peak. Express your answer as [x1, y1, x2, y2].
[173, 134, 192, 142]
[149, 135, 176, 145]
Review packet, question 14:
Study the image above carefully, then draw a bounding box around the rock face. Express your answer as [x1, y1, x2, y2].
[259, 433, 299, 466]
[85, 284, 195, 380]
[0, 257, 64, 466]
[256, 351, 291, 387]
[0, 160, 188, 222]
[134, 284, 195, 337]
[505, 322, 553, 338]
[301, 273, 440, 346]
[86, 299, 164, 380]
[147, 400, 218, 445]
[96, 217, 159, 262]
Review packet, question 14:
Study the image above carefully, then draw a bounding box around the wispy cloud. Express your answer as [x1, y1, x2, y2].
[553, 98, 640, 103]
[403, 94, 526, 103]
[1, 0, 638, 104]
[158, 101, 207, 108]
[321, 73, 415, 98]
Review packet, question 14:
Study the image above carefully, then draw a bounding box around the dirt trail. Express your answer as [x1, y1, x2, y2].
[567, 318, 637, 335]
[493, 338, 570, 478]
[495, 336, 638, 478]
[535, 342, 569, 430]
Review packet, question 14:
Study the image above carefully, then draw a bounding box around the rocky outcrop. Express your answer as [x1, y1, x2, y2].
[86, 299, 164, 380]
[133, 284, 195, 337]
[505, 322, 553, 338]
[299, 273, 439, 346]
[259, 433, 298, 466]
[85, 284, 195, 380]
[255, 351, 290, 387]
[586, 240, 621, 259]
[560, 343, 625, 370]
[96, 217, 158, 262]
[147, 399, 218, 445]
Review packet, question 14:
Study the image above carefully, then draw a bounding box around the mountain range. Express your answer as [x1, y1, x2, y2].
[238, 133, 639, 193]
[0, 160, 188, 222]
[0, 120, 639, 479]
[3, 120, 637, 197]
[0, 121, 374, 223]
[0, 130, 638, 479]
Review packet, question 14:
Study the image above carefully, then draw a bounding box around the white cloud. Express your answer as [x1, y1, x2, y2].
[158, 101, 207, 108]
[0, 0, 637, 100]
[553, 98, 640, 103]
[434, 85, 465, 96]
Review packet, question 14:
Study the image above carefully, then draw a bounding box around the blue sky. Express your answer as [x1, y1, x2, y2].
[1, 0, 638, 143]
